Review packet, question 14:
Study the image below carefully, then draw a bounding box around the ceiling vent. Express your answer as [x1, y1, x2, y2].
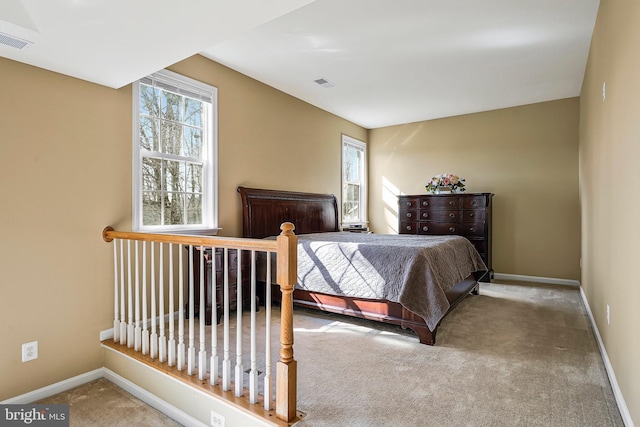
[314, 78, 335, 88]
[0, 32, 33, 50]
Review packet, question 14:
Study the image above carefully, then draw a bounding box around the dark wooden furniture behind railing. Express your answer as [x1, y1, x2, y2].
[189, 247, 252, 324]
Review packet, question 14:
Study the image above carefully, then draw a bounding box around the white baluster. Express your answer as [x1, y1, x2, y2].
[134, 241, 141, 351]
[112, 239, 119, 343]
[222, 248, 231, 391]
[264, 252, 272, 411]
[249, 250, 258, 403]
[188, 245, 196, 375]
[119, 240, 126, 344]
[235, 249, 244, 397]
[127, 240, 134, 348]
[142, 241, 149, 355]
[198, 247, 207, 380]
[159, 243, 167, 363]
[150, 242, 158, 359]
[209, 247, 218, 386]
[177, 244, 185, 371]
[168, 244, 176, 367]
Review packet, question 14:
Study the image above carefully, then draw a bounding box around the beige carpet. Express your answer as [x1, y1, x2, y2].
[36, 378, 182, 427]
[38, 280, 624, 426]
[292, 280, 624, 426]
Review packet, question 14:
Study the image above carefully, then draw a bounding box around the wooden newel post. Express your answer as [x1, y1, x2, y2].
[276, 222, 298, 422]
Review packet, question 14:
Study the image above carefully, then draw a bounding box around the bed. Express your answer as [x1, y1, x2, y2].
[237, 186, 487, 345]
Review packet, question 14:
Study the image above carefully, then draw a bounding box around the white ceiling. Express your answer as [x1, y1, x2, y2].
[1, 0, 599, 129]
[0, 0, 315, 88]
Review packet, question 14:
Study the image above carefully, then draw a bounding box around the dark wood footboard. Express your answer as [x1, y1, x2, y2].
[270, 274, 478, 345]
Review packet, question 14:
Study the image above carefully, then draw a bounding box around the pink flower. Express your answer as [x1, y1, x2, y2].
[425, 173, 466, 193]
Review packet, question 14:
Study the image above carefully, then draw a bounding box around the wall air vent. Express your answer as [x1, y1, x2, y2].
[314, 78, 335, 88]
[0, 32, 33, 50]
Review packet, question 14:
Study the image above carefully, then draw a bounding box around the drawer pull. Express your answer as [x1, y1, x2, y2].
[406, 201, 412, 206]
[422, 226, 429, 232]
[469, 227, 476, 233]
[422, 212, 429, 218]
[469, 213, 475, 217]
[449, 213, 455, 218]
[449, 227, 456, 233]
[406, 225, 412, 231]
[472, 200, 478, 206]
[449, 201, 455, 206]
[422, 201, 429, 207]
[406, 212, 412, 218]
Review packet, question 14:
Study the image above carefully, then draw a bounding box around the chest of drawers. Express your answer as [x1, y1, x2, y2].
[398, 193, 493, 278]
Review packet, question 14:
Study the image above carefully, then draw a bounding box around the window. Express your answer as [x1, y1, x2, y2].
[341, 135, 367, 226]
[133, 70, 218, 233]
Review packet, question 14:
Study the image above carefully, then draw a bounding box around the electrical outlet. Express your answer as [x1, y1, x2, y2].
[210, 410, 225, 427]
[22, 341, 38, 362]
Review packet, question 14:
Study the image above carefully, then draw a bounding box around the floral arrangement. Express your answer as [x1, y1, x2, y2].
[426, 173, 466, 193]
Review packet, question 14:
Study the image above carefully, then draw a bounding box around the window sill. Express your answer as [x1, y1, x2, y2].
[137, 227, 221, 236]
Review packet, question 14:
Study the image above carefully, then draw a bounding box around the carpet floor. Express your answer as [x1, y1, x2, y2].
[293, 280, 624, 427]
[38, 280, 624, 426]
[36, 378, 182, 427]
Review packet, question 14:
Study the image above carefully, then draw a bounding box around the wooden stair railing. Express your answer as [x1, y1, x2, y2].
[101, 223, 298, 423]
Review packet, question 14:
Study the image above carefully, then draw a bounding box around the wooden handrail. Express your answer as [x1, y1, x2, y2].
[102, 226, 279, 252]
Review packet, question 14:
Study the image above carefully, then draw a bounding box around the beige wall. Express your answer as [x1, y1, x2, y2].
[0, 55, 365, 400]
[580, 0, 640, 424]
[0, 58, 131, 401]
[168, 55, 366, 237]
[368, 98, 581, 280]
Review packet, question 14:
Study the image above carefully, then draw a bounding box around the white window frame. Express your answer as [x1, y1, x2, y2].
[341, 135, 368, 227]
[132, 69, 218, 234]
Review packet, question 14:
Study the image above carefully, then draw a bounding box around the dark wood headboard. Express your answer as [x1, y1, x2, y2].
[237, 187, 340, 238]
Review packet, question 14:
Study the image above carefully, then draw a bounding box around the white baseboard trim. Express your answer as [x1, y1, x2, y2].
[102, 368, 207, 427]
[1, 366, 206, 427]
[492, 272, 580, 287]
[579, 286, 634, 427]
[100, 328, 114, 341]
[100, 310, 182, 342]
[1, 369, 104, 404]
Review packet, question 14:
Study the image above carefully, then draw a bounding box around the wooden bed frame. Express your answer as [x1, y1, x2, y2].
[237, 186, 482, 345]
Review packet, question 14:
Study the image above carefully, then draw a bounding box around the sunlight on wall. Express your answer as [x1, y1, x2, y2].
[382, 176, 400, 234]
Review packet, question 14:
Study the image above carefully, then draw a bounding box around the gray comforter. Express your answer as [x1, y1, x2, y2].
[267, 232, 486, 331]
